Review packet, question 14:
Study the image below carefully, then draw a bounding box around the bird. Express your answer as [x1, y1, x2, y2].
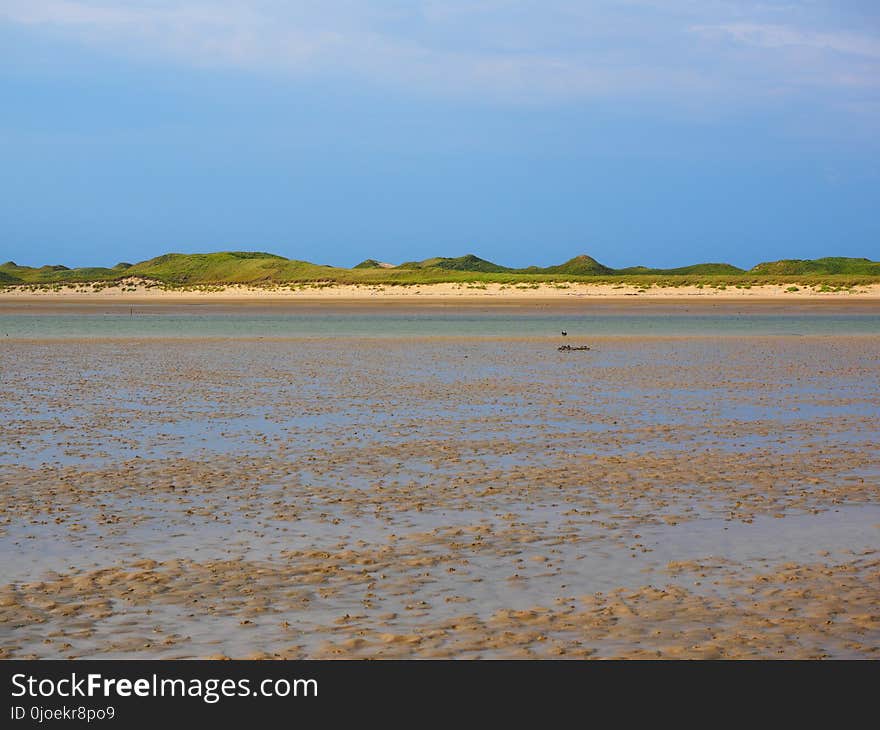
[561, 330, 567, 337]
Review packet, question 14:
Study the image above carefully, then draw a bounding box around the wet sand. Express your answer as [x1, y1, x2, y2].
[1, 336, 878, 658]
[3, 298, 880, 316]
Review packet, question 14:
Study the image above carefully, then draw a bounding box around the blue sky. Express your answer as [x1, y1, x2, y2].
[1, 1, 878, 269]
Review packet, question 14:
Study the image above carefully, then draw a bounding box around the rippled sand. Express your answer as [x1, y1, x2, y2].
[1, 336, 878, 658]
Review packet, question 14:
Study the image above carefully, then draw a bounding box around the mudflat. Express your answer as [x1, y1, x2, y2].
[1, 335, 878, 658]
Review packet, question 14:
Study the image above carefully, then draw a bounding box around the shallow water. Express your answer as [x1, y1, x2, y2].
[1, 334, 878, 658]
[2, 310, 880, 338]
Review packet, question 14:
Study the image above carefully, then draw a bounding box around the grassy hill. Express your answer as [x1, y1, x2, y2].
[397, 254, 512, 273]
[0, 261, 122, 283]
[536, 255, 613, 275]
[2, 252, 878, 288]
[0, 252, 331, 285]
[617, 263, 745, 275]
[124, 251, 330, 284]
[750, 257, 880, 276]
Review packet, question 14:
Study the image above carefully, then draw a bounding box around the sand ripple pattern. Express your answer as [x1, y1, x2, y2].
[1, 336, 878, 658]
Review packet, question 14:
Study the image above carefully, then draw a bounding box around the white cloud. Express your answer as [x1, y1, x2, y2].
[1, 1, 878, 101]
[692, 22, 880, 60]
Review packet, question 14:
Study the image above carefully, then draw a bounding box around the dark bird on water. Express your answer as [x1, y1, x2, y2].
[561, 331, 567, 336]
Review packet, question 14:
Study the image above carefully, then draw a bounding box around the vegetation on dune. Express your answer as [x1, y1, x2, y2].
[398, 253, 612, 275]
[0, 261, 122, 283]
[749, 257, 880, 276]
[1, 251, 878, 288]
[536, 255, 614, 275]
[617, 263, 745, 275]
[397, 254, 512, 273]
[122, 251, 323, 284]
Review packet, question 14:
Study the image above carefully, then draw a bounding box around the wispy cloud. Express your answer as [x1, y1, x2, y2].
[689, 20, 880, 91]
[692, 22, 880, 60]
[2, 1, 879, 102]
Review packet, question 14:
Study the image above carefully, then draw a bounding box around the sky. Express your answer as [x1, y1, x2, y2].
[1, 1, 879, 269]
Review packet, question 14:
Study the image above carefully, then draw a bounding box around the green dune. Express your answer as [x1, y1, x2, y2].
[536, 255, 613, 275]
[616, 263, 745, 275]
[397, 254, 512, 273]
[750, 257, 880, 276]
[1, 252, 877, 287]
[0, 261, 120, 283]
[124, 251, 329, 284]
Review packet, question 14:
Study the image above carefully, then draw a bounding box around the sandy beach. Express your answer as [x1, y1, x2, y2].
[2, 279, 880, 303]
[2, 333, 878, 658]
